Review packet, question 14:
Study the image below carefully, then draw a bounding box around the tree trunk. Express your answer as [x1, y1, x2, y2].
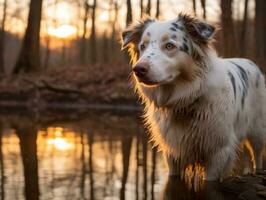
[43, 36, 50, 69]
[0, 0, 7, 73]
[90, 0, 97, 64]
[80, 1, 89, 66]
[111, 1, 118, 43]
[221, 0, 236, 57]
[200, 0, 206, 19]
[255, 0, 266, 68]
[155, 0, 160, 19]
[240, 0, 249, 57]
[140, 0, 143, 18]
[13, 0, 43, 74]
[146, 0, 151, 16]
[192, 0, 197, 16]
[126, 0, 132, 26]
[103, 31, 109, 62]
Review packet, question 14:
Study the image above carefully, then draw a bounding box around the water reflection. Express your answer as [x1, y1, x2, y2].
[0, 112, 164, 200]
[0, 110, 263, 200]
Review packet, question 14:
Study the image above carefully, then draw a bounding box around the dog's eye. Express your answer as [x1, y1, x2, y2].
[165, 43, 176, 50]
[140, 44, 146, 51]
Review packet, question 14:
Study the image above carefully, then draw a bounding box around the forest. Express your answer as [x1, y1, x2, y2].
[0, 0, 265, 107]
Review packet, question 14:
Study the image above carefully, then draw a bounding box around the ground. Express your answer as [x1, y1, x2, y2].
[0, 63, 137, 107]
[221, 171, 266, 200]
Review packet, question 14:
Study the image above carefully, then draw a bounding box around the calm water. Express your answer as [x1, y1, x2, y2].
[0, 109, 263, 200]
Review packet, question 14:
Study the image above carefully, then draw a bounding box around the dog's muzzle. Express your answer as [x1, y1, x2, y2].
[133, 62, 149, 79]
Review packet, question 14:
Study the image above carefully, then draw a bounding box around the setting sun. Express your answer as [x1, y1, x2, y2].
[47, 24, 77, 39]
[47, 137, 74, 151]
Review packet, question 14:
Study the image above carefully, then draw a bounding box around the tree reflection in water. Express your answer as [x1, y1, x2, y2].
[14, 118, 39, 200]
[0, 110, 262, 199]
[0, 124, 4, 200]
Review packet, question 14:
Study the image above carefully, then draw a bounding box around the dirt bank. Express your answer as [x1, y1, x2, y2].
[0, 63, 138, 108]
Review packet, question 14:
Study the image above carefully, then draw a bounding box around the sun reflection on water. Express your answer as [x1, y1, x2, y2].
[44, 127, 74, 151]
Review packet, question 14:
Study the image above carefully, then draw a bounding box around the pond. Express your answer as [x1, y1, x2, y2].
[0, 108, 264, 200]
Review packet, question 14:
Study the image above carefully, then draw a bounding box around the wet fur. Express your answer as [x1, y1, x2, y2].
[121, 13, 266, 181]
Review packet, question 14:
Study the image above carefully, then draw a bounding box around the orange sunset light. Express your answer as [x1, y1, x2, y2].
[47, 24, 77, 39]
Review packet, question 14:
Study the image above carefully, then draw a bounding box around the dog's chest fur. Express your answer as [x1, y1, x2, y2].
[145, 90, 231, 165]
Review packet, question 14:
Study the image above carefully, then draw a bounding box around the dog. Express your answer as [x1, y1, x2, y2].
[121, 13, 266, 181]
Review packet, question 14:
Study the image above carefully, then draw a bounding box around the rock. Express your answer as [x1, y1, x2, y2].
[239, 189, 264, 200]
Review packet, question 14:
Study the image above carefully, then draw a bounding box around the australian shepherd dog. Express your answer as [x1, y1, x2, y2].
[121, 13, 266, 181]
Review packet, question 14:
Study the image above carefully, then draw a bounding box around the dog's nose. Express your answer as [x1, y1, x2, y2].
[133, 63, 149, 78]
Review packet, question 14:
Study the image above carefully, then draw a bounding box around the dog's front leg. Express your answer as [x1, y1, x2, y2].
[165, 154, 180, 177]
[205, 145, 235, 181]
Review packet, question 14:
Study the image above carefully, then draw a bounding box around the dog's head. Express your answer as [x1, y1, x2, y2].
[121, 13, 216, 87]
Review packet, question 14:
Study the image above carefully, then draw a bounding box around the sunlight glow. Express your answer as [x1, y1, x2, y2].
[45, 127, 74, 151]
[98, 11, 110, 22]
[46, 2, 74, 23]
[47, 137, 73, 151]
[48, 25, 77, 39]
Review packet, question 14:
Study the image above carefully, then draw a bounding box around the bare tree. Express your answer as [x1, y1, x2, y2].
[126, 0, 132, 26]
[102, 31, 109, 62]
[146, 0, 151, 16]
[44, 0, 58, 69]
[13, 0, 43, 73]
[155, 0, 160, 19]
[200, 0, 206, 19]
[43, 31, 51, 69]
[90, 0, 97, 64]
[240, 0, 249, 57]
[0, 0, 7, 73]
[140, 0, 144, 18]
[111, 1, 119, 43]
[255, 0, 266, 67]
[192, 0, 197, 16]
[80, 0, 90, 65]
[221, 0, 236, 57]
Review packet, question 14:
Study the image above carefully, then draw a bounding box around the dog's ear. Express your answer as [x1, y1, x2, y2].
[121, 19, 154, 50]
[178, 13, 215, 45]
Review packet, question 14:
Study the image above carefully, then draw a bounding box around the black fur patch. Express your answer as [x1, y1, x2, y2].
[183, 37, 188, 43]
[230, 61, 249, 109]
[171, 23, 184, 31]
[179, 43, 189, 53]
[228, 71, 236, 100]
[170, 27, 177, 32]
